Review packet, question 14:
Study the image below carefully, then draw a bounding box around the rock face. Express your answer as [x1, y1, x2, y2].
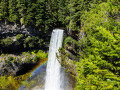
[0, 21, 51, 54]
[0, 60, 38, 76]
[0, 54, 38, 76]
[0, 22, 41, 39]
[0, 22, 50, 76]
[0, 60, 20, 76]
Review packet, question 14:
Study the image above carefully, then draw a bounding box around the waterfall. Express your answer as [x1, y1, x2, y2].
[44, 29, 64, 90]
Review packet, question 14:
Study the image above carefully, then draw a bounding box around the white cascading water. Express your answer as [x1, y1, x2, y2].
[44, 29, 64, 90]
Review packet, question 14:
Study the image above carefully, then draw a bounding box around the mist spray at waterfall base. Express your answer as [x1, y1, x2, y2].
[19, 29, 73, 90]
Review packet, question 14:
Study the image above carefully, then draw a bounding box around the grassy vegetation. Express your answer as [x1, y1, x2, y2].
[0, 73, 31, 90]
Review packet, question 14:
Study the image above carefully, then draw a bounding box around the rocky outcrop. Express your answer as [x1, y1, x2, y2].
[0, 54, 38, 76]
[0, 22, 41, 39]
[0, 60, 20, 76]
[58, 30, 85, 77]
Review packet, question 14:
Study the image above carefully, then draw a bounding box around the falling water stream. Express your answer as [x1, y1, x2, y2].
[19, 29, 73, 90]
[44, 29, 64, 90]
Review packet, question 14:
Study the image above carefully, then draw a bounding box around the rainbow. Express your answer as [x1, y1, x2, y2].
[18, 58, 47, 90]
[31, 59, 47, 77]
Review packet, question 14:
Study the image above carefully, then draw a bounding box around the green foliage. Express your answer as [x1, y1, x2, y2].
[0, 76, 10, 89]
[23, 36, 43, 49]
[16, 34, 24, 45]
[8, 0, 19, 22]
[0, 0, 8, 20]
[0, 35, 45, 53]
[33, 50, 47, 62]
[75, 1, 120, 89]
[64, 36, 78, 46]
[64, 36, 79, 54]
[26, 55, 32, 63]
[23, 0, 36, 25]
[0, 0, 119, 89]
[35, 0, 45, 30]
[0, 0, 98, 32]
[8, 56, 14, 61]
[58, 48, 76, 76]
[22, 50, 47, 62]
[16, 34, 24, 41]
[1, 37, 13, 47]
[22, 80, 35, 88]
[5, 56, 16, 65]
[0, 73, 31, 90]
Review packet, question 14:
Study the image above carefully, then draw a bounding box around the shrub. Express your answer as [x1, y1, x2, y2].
[64, 36, 78, 47]
[1, 37, 13, 47]
[36, 50, 47, 59]
[5, 56, 17, 65]
[8, 56, 14, 61]
[23, 36, 43, 48]
[5, 60, 11, 65]
[16, 34, 24, 41]
[33, 56, 39, 62]
[26, 55, 32, 63]
[33, 50, 47, 62]
[0, 73, 31, 89]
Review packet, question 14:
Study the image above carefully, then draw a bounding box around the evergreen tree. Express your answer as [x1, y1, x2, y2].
[8, 0, 19, 22]
[58, 0, 67, 25]
[24, 0, 36, 26]
[44, 0, 58, 31]
[0, 0, 8, 21]
[35, 0, 45, 31]
[16, 0, 27, 25]
[75, 1, 120, 89]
